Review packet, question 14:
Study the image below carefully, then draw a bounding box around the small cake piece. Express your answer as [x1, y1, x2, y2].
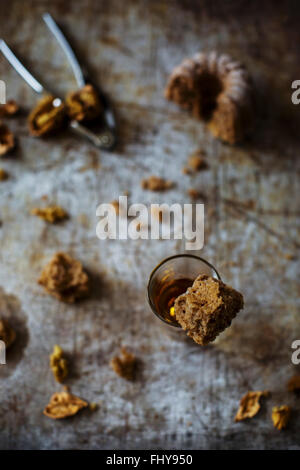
[38, 252, 90, 303]
[50, 345, 68, 383]
[28, 95, 66, 136]
[0, 168, 8, 181]
[0, 100, 19, 118]
[272, 405, 291, 430]
[235, 391, 269, 422]
[174, 274, 244, 345]
[66, 84, 102, 122]
[0, 319, 16, 348]
[0, 123, 15, 156]
[31, 206, 68, 223]
[43, 386, 88, 419]
[141, 176, 174, 191]
[165, 51, 255, 144]
[110, 347, 137, 381]
[287, 375, 300, 393]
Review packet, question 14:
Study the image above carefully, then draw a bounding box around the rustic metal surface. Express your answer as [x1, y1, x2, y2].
[0, 0, 299, 450]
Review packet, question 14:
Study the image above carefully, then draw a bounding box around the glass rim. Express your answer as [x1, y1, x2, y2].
[147, 253, 221, 328]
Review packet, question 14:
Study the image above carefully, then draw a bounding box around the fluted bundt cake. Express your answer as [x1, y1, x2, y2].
[165, 52, 255, 144]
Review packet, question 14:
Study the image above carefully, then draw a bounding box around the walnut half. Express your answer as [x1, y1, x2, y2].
[28, 95, 66, 137]
[43, 386, 88, 419]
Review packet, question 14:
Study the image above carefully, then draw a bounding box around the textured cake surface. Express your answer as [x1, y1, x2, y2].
[174, 274, 244, 345]
[165, 51, 255, 144]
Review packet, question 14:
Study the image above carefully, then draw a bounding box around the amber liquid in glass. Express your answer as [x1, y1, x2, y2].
[154, 277, 193, 325]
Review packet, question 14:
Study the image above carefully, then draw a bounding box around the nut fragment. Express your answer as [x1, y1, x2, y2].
[187, 189, 206, 200]
[50, 345, 68, 383]
[0, 100, 19, 118]
[0, 319, 16, 348]
[287, 375, 300, 393]
[31, 206, 68, 223]
[43, 386, 88, 419]
[0, 168, 9, 181]
[66, 84, 102, 122]
[0, 123, 15, 156]
[110, 347, 137, 381]
[272, 405, 291, 430]
[141, 176, 174, 191]
[28, 95, 66, 136]
[38, 252, 90, 303]
[235, 390, 269, 422]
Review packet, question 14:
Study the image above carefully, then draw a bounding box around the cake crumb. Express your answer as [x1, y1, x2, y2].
[110, 347, 137, 381]
[188, 152, 207, 171]
[0, 100, 19, 117]
[187, 189, 206, 200]
[89, 402, 99, 412]
[272, 405, 291, 430]
[43, 386, 88, 419]
[50, 345, 68, 383]
[141, 176, 174, 191]
[31, 206, 68, 223]
[174, 275, 244, 345]
[287, 375, 300, 393]
[0, 168, 9, 181]
[0, 123, 15, 156]
[235, 390, 269, 422]
[0, 319, 16, 348]
[38, 252, 90, 303]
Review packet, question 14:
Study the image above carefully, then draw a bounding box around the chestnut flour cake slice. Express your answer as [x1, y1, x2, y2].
[174, 275, 243, 345]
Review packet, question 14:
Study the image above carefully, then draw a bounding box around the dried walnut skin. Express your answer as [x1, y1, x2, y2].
[38, 252, 89, 303]
[174, 274, 244, 345]
[50, 345, 68, 383]
[43, 387, 88, 419]
[66, 84, 102, 122]
[110, 347, 137, 381]
[31, 206, 68, 224]
[28, 95, 66, 137]
[235, 391, 269, 422]
[272, 405, 291, 430]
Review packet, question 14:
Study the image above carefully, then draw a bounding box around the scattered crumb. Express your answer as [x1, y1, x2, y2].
[110, 199, 120, 215]
[31, 206, 68, 223]
[123, 190, 130, 197]
[284, 253, 296, 261]
[50, 345, 68, 383]
[174, 275, 244, 345]
[272, 405, 291, 430]
[38, 252, 90, 303]
[0, 319, 16, 348]
[0, 100, 19, 117]
[0, 123, 15, 156]
[0, 168, 9, 181]
[141, 176, 174, 191]
[182, 167, 191, 175]
[43, 386, 88, 419]
[110, 346, 138, 381]
[235, 391, 269, 422]
[187, 189, 206, 200]
[89, 402, 99, 412]
[287, 375, 300, 393]
[188, 151, 207, 171]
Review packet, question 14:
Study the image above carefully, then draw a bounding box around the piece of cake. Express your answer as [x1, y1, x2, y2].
[38, 252, 89, 303]
[165, 51, 255, 144]
[174, 274, 244, 345]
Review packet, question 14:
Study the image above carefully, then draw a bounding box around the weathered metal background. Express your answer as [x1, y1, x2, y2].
[0, 0, 299, 450]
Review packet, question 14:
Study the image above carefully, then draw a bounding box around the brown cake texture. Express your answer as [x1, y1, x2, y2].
[38, 252, 89, 303]
[174, 274, 244, 345]
[165, 51, 255, 144]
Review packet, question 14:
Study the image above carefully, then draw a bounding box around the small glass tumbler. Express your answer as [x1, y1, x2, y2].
[147, 254, 221, 331]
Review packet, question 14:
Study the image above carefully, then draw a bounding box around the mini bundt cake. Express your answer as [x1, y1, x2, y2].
[165, 52, 255, 144]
